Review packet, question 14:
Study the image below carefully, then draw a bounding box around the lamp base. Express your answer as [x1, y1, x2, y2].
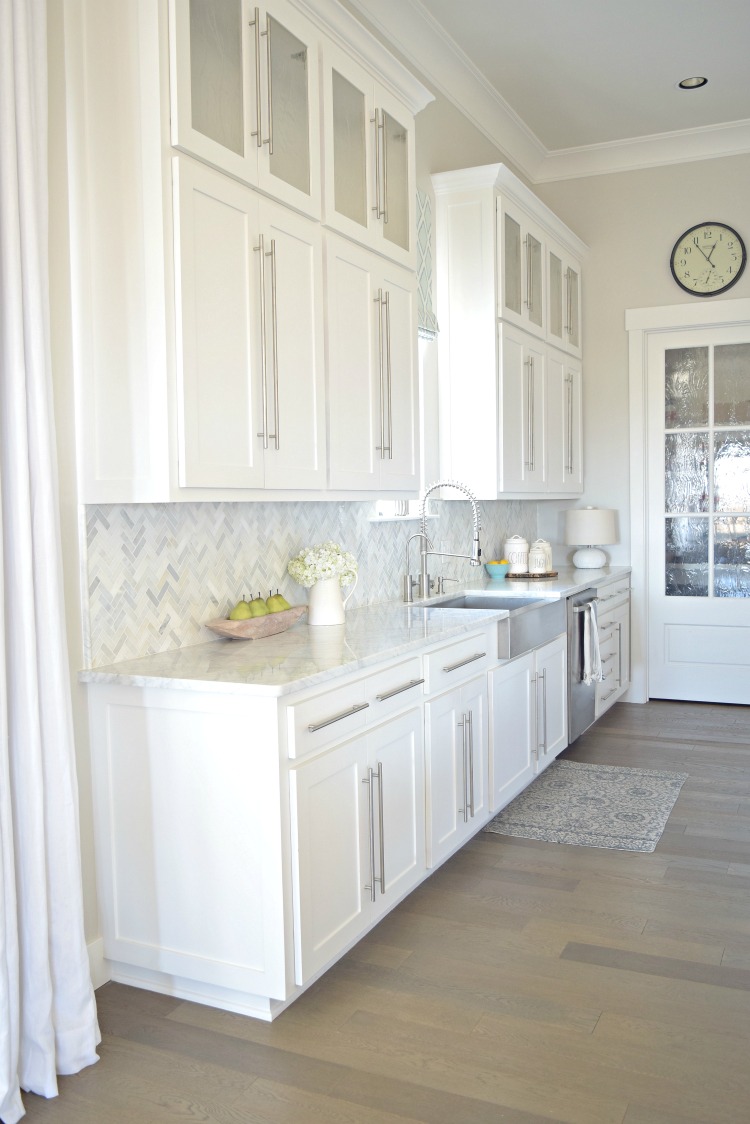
[572, 546, 607, 569]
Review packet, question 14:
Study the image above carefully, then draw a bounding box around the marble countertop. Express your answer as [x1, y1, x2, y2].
[79, 565, 630, 698]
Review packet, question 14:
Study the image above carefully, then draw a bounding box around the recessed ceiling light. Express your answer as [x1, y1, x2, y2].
[678, 76, 708, 90]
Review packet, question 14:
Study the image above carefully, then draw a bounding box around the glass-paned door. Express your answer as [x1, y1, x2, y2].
[664, 342, 750, 597]
[648, 326, 750, 703]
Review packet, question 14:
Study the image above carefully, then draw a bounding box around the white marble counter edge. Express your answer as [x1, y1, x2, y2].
[78, 566, 630, 698]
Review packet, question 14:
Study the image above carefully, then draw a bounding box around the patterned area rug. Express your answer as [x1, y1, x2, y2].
[484, 761, 688, 852]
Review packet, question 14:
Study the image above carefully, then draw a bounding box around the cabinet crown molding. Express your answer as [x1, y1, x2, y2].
[432, 163, 588, 259]
[291, 0, 434, 114]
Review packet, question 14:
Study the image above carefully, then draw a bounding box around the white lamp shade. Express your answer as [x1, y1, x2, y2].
[564, 507, 617, 569]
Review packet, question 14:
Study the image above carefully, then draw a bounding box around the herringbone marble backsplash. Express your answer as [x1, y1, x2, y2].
[84, 499, 538, 667]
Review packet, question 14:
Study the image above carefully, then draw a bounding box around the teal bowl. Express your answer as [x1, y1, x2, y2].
[484, 562, 509, 580]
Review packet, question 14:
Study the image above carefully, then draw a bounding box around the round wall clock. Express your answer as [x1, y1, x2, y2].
[670, 222, 747, 296]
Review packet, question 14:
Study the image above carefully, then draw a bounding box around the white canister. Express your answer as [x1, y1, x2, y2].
[531, 538, 553, 572]
[528, 544, 547, 574]
[504, 535, 529, 574]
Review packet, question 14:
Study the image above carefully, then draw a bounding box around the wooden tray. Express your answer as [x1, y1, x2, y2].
[505, 571, 559, 580]
[205, 605, 307, 640]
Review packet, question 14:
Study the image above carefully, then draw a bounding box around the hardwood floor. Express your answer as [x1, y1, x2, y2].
[21, 701, 750, 1123]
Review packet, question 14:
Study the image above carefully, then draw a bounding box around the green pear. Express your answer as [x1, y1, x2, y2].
[248, 593, 270, 617]
[228, 598, 253, 621]
[267, 589, 291, 613]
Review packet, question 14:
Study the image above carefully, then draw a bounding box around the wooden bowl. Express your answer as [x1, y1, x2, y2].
[205, 605, 307, 640]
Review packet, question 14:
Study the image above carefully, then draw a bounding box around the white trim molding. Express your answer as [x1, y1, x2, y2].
[627, 298, 750, 703]
[347, 0, 750, 183]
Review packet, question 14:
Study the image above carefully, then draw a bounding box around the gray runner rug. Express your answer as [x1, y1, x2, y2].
[484, 760, 688, 852]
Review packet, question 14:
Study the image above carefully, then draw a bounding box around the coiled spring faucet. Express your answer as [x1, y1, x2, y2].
[403, 479, 482, 601]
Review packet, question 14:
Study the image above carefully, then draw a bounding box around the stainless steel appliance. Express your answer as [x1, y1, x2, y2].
[567, 588, 598, 742]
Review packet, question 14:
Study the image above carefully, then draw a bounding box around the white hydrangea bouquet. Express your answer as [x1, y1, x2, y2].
[287, 541, 358, 589]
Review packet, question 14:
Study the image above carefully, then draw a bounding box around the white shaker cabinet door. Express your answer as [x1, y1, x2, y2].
[489, 651, 536, 812]
[326, 235, 419, 491]
[545, 349, 583, 494]
[290, 738, 370, 986]
[500, 324, 546, 493]
[173, 157, 265, 489]
[425, 674, 488, 868]
[535, 633, 568, 771]
[257, 198, 327, 489]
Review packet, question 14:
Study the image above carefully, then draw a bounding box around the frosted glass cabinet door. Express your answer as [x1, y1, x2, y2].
[497, 200, 546, 338]
[169, 0, 321, 217]
[322, 45, 416, 268]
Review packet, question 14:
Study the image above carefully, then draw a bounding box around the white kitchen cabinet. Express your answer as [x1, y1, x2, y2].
[173, 157, 326, 489]
[326, 233, 419, 491]
[169, 0, 322, 219]
[490, 632, 567, 809]
[289, 706, 424, 984]
[595, 576, 631, 717]
[64, 0, 430, 504]
[321, 40, 417, 269]
[87, 687, 289, 1010]
[433, 164, 586, 500]
[425, 673, 488, 867]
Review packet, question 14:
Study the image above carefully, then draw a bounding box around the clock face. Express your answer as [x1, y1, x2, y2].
[670, 222, 747, 296]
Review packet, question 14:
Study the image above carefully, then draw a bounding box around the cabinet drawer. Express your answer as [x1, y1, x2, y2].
[596, 577, 630, 613]
[287, 679, 368, 759]
[423, 631, 494, 695]
[366, 657, 424, 724]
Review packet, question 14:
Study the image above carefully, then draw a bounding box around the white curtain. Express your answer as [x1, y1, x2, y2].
[0, 0, 100, 1119]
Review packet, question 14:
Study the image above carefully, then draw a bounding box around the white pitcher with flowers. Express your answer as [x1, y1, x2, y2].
[288, 541, 358, 626]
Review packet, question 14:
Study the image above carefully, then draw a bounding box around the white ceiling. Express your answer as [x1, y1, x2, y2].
[348, 0, 750, 181]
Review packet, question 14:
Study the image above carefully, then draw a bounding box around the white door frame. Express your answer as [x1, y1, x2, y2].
[626, 297, 750, 703]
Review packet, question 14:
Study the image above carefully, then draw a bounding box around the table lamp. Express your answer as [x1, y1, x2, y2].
[564, 506, 617, 568]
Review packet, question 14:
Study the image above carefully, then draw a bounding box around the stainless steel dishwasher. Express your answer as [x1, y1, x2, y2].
[567, 587, 598, 742]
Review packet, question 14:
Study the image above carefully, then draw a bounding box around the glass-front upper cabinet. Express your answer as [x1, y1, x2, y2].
[547, 238, 582, 358]
[497, 199, 545, 338]
[169, 0, 321, 218]
[322, 42, 417, 269]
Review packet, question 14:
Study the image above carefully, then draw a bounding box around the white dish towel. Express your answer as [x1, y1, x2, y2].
[582, 601, 603, 685]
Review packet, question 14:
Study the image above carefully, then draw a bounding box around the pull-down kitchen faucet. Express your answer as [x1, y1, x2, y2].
[403, 479, 482, 601]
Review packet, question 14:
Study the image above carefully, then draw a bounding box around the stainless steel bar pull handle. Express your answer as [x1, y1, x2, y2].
[565, 372, 573, 474]
[363, 768, 376, 902]
[371, 109, 384, 219]
[467, 709, 475, 818]
[441, 652, 486, 674]
[307, 701, 369, 733]
[375, 762, 385, 894]
[374, 289, 386, 458]
[525, 356, 535, 470]
[539, 668, 548, 755]
[249, 8, 263, 148]
[457, 714, 468, 823]
[254, 234, 269, 448]
[261, 16, 274, 154]
[265, 238, 279, 448]
[375, 678, 424, 702]
[384, 289, 392, 459]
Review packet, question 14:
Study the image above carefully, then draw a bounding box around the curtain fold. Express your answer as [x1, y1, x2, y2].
[1, 0, 100, 1119]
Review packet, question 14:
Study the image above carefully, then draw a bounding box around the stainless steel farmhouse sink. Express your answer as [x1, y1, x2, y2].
[432, 592, 566, 659]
